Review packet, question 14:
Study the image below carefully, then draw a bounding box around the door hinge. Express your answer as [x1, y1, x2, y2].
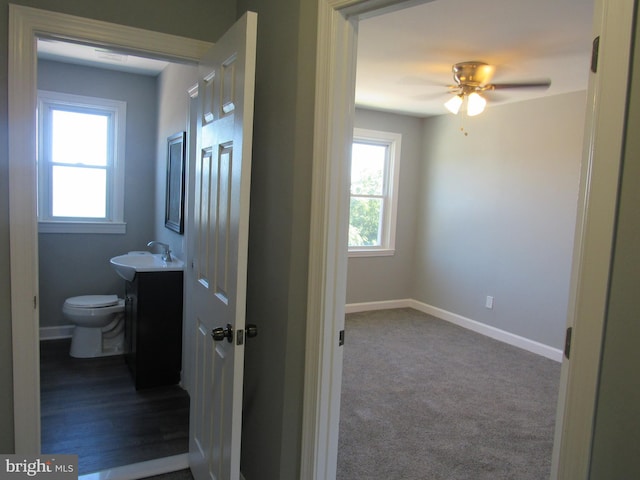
[339, 330, 345, 346]
[591, 36, 600, 73]
[564, 326, 573, 359]
[33, 295, 37, 309]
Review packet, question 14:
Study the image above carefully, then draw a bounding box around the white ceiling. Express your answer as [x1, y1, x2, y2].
[37, 38, 169, 76]
[37, 0, 595, 118]
[356, 0, 595, 117]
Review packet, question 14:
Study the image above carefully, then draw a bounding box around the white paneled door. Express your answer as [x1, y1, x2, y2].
[188, 12, 257, 480]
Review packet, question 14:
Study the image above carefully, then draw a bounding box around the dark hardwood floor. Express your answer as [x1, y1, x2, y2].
[40, 339, 189, 475]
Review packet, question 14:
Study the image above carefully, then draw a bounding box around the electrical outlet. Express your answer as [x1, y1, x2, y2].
[485, 296, 494, 309]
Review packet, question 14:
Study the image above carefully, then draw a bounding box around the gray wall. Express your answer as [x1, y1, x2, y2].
[589, 4, 640, 475]
[154, 63, 199, 260]
[6, 3, 637, 480]
[36, 62, 201, 326]
[348, 92, 585, 350]
[0, 0, 236, 455]
[347, 108, 422, 303]
[414, 92, 585, 348]
[416, 92, 585, 349]
[37, 60, 158, 328]
[234, 1, 317, 479]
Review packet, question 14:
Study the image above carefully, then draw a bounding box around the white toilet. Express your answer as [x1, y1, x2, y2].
[63, 294, 126, 358]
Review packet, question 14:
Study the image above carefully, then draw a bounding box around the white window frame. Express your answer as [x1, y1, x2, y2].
[348, 127, 401, 257]
[37, 90, 127, 234]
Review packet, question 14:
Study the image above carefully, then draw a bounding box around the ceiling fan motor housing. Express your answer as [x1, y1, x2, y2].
[452, 61, 493, 87]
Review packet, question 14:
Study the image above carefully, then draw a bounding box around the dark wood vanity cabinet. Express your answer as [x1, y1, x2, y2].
[125, 271, 183, 389]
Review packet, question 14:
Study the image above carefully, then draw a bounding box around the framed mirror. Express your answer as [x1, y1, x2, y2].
[165, 131, 186, 234]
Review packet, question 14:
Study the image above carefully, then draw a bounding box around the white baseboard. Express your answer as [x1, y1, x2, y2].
[344, 299, 413, 314]
[40, 324, 74, 340]
[345, 299, 563, 362]
[79, 453, 189, 480]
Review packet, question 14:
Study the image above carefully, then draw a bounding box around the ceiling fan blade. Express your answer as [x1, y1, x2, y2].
[488, 80, 551, 90]
[396, 75, 449, 87]
[481, 90, 510, 103]
[413, 91, 451, 101]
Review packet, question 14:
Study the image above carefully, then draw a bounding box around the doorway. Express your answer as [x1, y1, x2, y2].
[301, 0, 636, 479]
[8, 5, 211, 473]
[35, 41, 194, 474]
[8, 1, 636, 479]
[338, 1, 591, 475]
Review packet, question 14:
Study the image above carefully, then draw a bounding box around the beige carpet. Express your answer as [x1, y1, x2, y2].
[337, 308, 561, 480]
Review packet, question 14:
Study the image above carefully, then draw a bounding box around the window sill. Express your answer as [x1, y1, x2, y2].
[348, 248, 395, 258]
[38, 221, 127, 234]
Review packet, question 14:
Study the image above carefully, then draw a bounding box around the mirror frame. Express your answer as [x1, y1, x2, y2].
[165, 131, 186, 234]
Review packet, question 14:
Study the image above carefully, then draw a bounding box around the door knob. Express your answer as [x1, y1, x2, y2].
[246, 324, 258, 338]
[212, 324, 234, 343]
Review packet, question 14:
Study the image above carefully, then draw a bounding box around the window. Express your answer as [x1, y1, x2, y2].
[349, 128, 401, 256]
[38, 91, 126, 233]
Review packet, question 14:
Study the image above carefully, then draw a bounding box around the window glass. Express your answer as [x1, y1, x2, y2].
[38, 91, 126, 233]
[349, 142, 387, 247]
[348, 128, 401, 256]
[51, 166, 107, 218]
[349, 197, 383, 246]
[350, 143, 385, 196]
[52, 110, 109, 167]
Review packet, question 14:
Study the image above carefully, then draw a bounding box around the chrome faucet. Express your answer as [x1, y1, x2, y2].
[147, 241, 173, 262]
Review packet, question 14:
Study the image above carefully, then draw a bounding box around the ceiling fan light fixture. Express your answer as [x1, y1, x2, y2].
[444, 94, 463, 114]
[466, 92, 486, 116]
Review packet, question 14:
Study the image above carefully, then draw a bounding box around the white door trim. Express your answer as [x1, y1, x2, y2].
[551, 0, 635, 477]
[302, 1, 423, 477]
[302, 0, 634, 479]
[8, 4, 212, 453]
[9, 2, 634, 477]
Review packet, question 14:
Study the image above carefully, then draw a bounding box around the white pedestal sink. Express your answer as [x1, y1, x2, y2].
[110, 252, 184, 281]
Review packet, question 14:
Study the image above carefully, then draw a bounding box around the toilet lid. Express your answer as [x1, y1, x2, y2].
[66, 295, 119, 308]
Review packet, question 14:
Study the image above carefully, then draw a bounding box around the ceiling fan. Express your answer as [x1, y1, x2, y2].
[444, 61, 551, 116]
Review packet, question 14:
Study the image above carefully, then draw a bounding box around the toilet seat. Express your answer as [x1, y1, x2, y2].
[65, 294, 119, 308]
[63, 296, 125, 320]
[64, 294, 126, 358]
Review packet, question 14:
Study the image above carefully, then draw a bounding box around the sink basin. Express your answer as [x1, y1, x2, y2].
[110, 252, 184, 281]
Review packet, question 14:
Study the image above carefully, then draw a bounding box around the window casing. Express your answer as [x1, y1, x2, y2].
[348, 128, 401, 257]
[37, 90, 126, 234]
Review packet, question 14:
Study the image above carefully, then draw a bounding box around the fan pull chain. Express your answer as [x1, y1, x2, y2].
[459, 111, 469, 136]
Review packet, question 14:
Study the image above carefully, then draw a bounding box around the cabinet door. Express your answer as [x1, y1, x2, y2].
[132, 271, 184, 389]
[124, 279, 138, 377]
